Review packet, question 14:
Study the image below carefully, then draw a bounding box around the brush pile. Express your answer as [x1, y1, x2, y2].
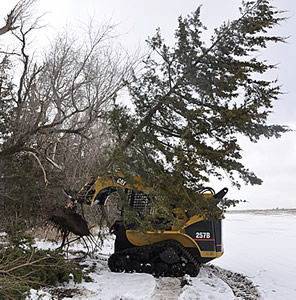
[48, 206, 93, 248]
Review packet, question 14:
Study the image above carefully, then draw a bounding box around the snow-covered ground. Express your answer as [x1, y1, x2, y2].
[214, 210, 296, 300]
[26, 210, 296, 299]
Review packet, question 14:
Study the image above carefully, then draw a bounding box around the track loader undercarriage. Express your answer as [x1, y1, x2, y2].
[109, 239, 200, 277]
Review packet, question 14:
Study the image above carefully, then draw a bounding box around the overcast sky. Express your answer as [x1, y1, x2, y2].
[2, 0, 296, 209]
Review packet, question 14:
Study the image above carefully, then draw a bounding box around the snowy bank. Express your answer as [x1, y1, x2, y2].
[25, 210, 296, 299]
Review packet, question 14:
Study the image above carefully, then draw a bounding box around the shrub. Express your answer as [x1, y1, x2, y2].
[0, 230, 83, 300]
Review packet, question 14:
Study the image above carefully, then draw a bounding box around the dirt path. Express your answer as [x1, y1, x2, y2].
[150, 264, 262, 300]
[151, 277, 181, 300]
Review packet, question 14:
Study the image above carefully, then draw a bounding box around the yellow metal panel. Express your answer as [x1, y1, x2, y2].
[126, 230, 220, 259]
[184, 215, 204, 227]
[199, 251, 217, 258]
[126, 230, 197, 248]
[89, 173, 148, 206]
[216, 251, 224, 258]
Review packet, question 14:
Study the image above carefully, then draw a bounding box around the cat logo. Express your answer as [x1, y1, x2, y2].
[116, 177, 127, 187]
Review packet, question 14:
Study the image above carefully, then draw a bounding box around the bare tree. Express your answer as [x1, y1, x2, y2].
[0, 1, 138, 224]
[0, 7, 137, 176]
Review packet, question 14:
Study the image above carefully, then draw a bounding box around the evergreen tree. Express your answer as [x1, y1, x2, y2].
[106, 0, 288, 222]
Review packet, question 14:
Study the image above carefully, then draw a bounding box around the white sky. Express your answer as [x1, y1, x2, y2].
[1, 0, 296, 209]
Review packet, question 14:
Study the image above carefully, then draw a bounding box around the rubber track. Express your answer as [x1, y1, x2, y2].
[108, 239, 200, 277]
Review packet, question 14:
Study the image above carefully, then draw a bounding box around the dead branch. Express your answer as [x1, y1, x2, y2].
[0, 0, 37, 36]
[27, 151, 49, 186]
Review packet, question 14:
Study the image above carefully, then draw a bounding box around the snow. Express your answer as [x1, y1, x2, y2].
[179, 269, 234, 300]
[64, 271, 156, 300]
[214, 211, 296, 300]
[24, 210, 296, 299]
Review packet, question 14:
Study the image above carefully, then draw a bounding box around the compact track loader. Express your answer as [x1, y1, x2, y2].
[64, 173, 228, 277]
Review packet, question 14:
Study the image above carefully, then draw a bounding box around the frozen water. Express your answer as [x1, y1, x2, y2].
[214, 211, 296, 300]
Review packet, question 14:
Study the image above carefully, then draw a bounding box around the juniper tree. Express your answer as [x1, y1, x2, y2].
[106, 0, 288, 222]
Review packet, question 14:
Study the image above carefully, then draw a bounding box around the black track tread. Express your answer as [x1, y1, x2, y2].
[108, 239, 200, 277]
